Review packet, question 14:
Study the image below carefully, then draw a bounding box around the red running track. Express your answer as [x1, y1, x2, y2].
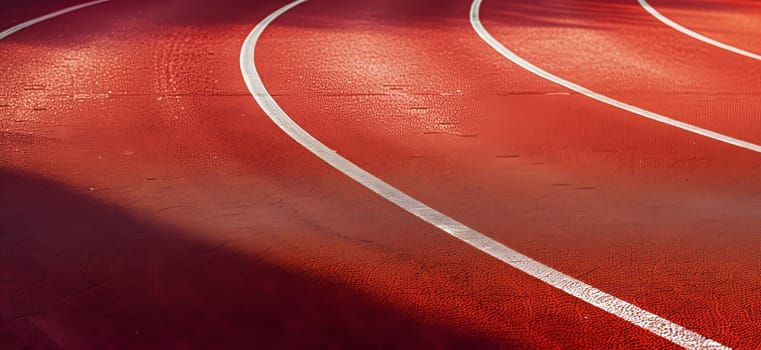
[644, 0, 761, 56]
[1, 0, 759, 349]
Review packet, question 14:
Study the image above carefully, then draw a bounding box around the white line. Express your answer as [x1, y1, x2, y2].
[0, 0, 112, 40]
[240, 1, 730, 349]
[639, 0, 761, 61]
[470, 0, 761, 154]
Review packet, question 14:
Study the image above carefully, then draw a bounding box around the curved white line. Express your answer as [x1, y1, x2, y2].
[0, 0, 112, 40]
[470, 0, 761, 154]
[241, 1, 730, 349]
[639, 0, 761, 61]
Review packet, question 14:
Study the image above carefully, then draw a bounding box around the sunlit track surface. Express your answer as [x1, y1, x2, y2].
[639, 0, 761, 61]
[471, 0, 761, 154]
[1, 0, 760, 349]
[243, 1, 727, 349]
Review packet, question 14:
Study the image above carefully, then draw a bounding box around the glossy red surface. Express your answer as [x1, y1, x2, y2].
[1, 0, 759, 348]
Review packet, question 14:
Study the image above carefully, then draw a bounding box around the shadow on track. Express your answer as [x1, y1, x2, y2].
[0, 168, 509, 349]
[1, 0, 739, 46]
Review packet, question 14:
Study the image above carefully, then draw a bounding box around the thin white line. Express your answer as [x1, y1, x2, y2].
[240, 1, 730, 349]
[0, 0, 112, 40]
[639, 0, 761, 61]
[470, 0, 761, 154]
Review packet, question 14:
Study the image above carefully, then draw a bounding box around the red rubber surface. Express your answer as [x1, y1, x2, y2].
[646, 0, 761, 55]
[1, 0, 759, 348]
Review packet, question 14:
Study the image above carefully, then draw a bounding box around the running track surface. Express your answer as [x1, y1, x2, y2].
[1, 0, 760, 349]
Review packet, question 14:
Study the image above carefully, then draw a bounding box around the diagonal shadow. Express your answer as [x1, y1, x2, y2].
[0, 168, 512, 349]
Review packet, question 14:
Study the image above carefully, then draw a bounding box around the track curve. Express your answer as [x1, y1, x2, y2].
[2, 0, 760, 349]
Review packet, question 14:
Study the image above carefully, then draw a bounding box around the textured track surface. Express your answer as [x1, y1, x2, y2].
[1, 0, 759, 349]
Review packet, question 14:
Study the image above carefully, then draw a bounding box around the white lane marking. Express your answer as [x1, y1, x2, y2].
[0, 0, 112, 40]
[241, 1, 730, 349]
[639, 0, 761, 61]
[470, 0, 761, 154]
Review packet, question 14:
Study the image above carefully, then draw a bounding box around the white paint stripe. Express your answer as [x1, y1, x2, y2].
[0, 0, 112, 40]
[639, 0, 761, 61]
[470, 0, 761, 154]
[241, 1, 730, 349]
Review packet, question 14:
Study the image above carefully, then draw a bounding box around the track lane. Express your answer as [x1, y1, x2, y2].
[471, 0, 760, 154]
[478, 0, 761, 149]
[642, 0, 761, 57]
[0, 0, 689, 348]
[252, 0, 761, 348]
[242, 1, 725, 348]
[0, 0, 112, 40]
[0, 0, 573, 348]
[2, 0, 760, 348]
[638, 0, 761, 61]
[0, 0, 92, 29]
